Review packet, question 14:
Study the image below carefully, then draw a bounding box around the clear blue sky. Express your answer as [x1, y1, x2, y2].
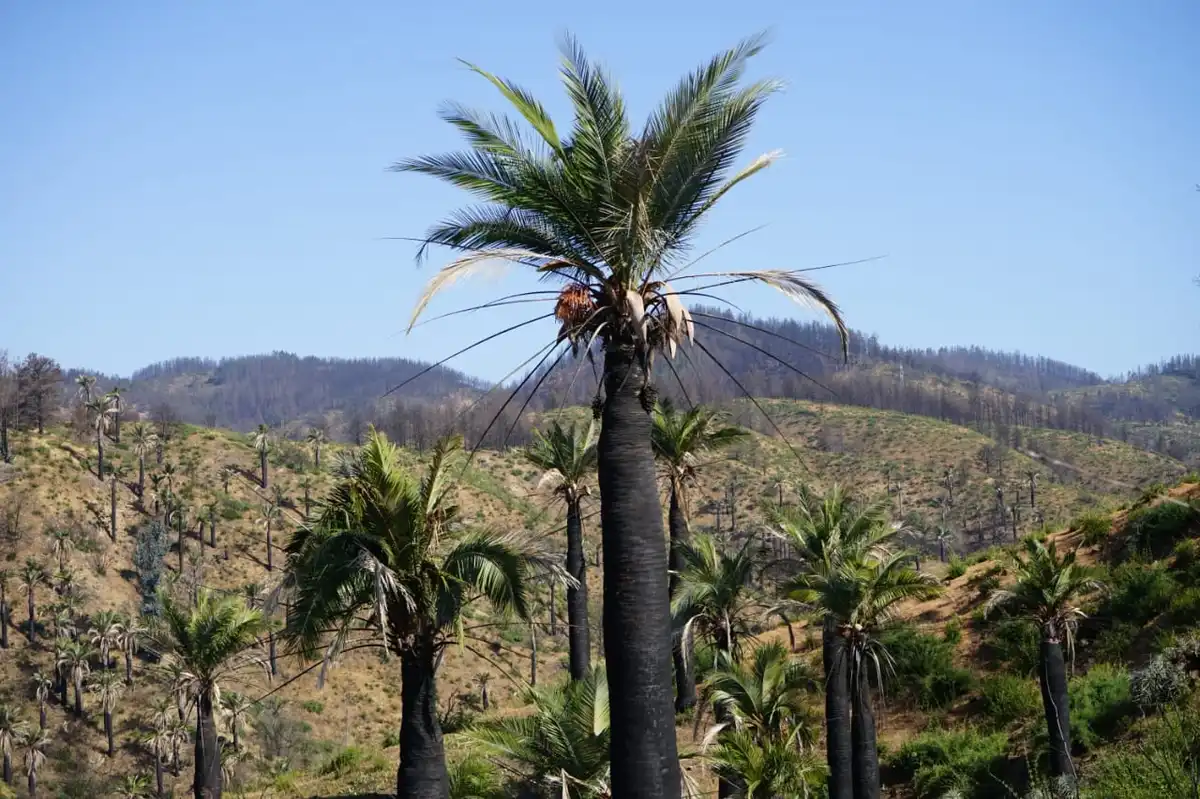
[1, 1, 1196, 383]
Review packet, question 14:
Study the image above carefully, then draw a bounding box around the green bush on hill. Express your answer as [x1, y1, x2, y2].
[881, 625, 974, 711]
[1124, 500, 1199, 558]
[888, 728, 1010, 799]
[1068, 663, 1134, 751]
[977, 674, 1040, 729]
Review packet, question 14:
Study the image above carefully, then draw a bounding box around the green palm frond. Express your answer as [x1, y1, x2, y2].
[157, 589, 270, 690]
[705, 641, 818, 746]
[652, 399, 747, 484]
[672, 534, 761, 661]
[706, 727, 824, 799]
[524, 419, 597, 501]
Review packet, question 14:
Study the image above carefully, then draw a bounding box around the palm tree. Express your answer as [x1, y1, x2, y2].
[704, 641, 818, 748]
[297, 475, 315, 520]
[397, 36, 848, 798]
[202, 502, 218, 548]
[86, 397, 113, 477]
[90, 669, 125, 756]
[0, 569, 9, 650]
[985, 538, 1104, 783]
[109, 463, 130, 541]
[242, 583, 277, 676]
[0, 704, 28, 786]
[775, 487, 894, 799]
[524, 419, 597, 681]
[48, 527, 73, 572]
[219, 691, 255, 750]
[56, 639, 93, 717]
[88, 609, 124, 669]
[75, 374, 96, 405]
[20, 730, 49, 799]
[252, 424, 270, 488]
[148, 473, 167, 519]
[933, 525, 954, 563]
[119, 619, 147, 684]
[31, 673, 52, 730]
[218, 466, 236, 494]
[115, 774, 152, 799]
[106, 388, 124, 443]
[284, 430, 533, 799]
[18, 559, 44, 644]
[258, 502, 282, 572]
[1025, 470, 1039, 509]
[474, 673, 491, 712]
[305, 427, 326, 470]
[161, 461, 178, 495]
[653, 400, 747, 710]
[157, 589, 271, 799]
[469, 668, 611, 798]
[706, 729, 824, 799]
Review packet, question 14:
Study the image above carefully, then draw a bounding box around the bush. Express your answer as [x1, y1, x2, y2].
[1090, 622, 1139, 665]
[881, 625, 973, 710]
[1168, 587, 1200, 628]
[978, 674, 1040, 729]
[1069, 664, 1133, 751]
[1084, 710, 1200, 798]
[946, 555, 967, 580]
[1074, 513, 1112, 547]
[982, 619, 1041, 676]
[1104, 561, 1176, 626]
[1171, 538, 1200, 572]
[319, 745, 387, 778]
[219, 495, 250, 521]
[944, 617, 963, 646]
[889, 728, 1010, 799]
[300, 699, 324, 714]
[1131, 655, 1189, 710]
[1124, 501, 1199, 558]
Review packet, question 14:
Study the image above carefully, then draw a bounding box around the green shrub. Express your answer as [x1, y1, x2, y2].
[1084, 710, 1200, 798]
[1131, 655, 1189, 710]
[1104, 561, 1176, 626]
[300, 700, 324, 714]
[889, 728, 1009, 799]
[1171, 538, 1200, 572]
[1136, 482, 1169, 507]
[1125, 501, 1199, 558]
[1091, 622, 1140, 665]
[982, 619, 1041, 676]
[219, 495, 250, 521]
[1069, 663, 1133, 751]
[881, 625, 973, 710]
[946, 555, 967, 580]
[319, 745, 387, 778]
[978, 674, 1040, 729]
[1168, 587, 1200, 628]
[1075, 512, 1112, 547]
[943, 617, 963, 646]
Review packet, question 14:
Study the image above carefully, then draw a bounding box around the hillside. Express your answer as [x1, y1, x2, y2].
[0, 397, 1190, 798]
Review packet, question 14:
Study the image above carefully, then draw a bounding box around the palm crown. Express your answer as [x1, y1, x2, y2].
[704, 641, 818, 746]
[395, 33, 847, 370]
[652, 399, 746, 490]
[672, 534, 761, 660]
[157, 589, 271, 694]
[284, 430, 532, 662]
[523, 419, 597, 504]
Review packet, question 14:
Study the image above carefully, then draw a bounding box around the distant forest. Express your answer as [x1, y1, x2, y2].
[3, 312, 1195, 462]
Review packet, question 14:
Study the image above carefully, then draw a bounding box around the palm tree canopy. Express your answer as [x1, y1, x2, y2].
[705, 641, 818, 744]
[651, 400, 747, 483]
[284, 429, 532, 665]
[157, 589, 270, 690]
[0, 704, 29, 757]
[468, 667, 610, 798]
[252, 424, 271, 454]
[706, 728, 824, 799]
[129, 423, 157, 453]
[395, 33, 848, 365]
[984, 537, 1104, 653]
[671, 534, 761, 660]
[523, 419, 597, 502]
[89, 670, 126, 711]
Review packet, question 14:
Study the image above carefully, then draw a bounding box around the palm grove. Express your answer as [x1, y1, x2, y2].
[0, 33, 1169, 799]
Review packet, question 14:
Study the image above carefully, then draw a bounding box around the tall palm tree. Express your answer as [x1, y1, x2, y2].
[20, 730, 49, 799]
[75, 374, 96, 405]
[305, 427, 326, 470]
[252, 424, 271, 488]
[143, 715, 174, 798]
[105, 388, 124, 443]
[218, 466, 236, 495]
[242, 583, 277, 677]
[775, 487, 894, 799]
[297, 475, 315, 520]
[258, 502, 282, 572]
[933, 525, 954, 563]
[119, 619, 147, 684]
[829, 552, 940, 799]
[284, 430, 533, 799]
[0, 704, 27, 786]
[157, 589, 271, 799]
[86, 398, 113, 477]
[652, 400, 746, 711]
[18, 559, 44, 645]
[109, 463, 130, 542]
[984, 538, 1104, 783]
[219, 691, 255, 750]
[56, 639, 93, 717]
[524, 419, 597, 681]
[148, 473, 167, 519]
[397, 36, 848, 798]
[48, 528, 73, 572]
[90, 669, 125, 756]
[202, 502, 218, 548]
[88, 609, 124, 669]
[0, 569, 9, 650]
[469, 668, 612, 799]
[31, 673, 52, 730]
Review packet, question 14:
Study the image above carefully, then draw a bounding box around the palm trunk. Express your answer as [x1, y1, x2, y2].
[57, 674, 67, 708]
[396, 635, 448, 799]
[565, 497, 591, 681]
[529, 619, 538, 687]
[314, 446, 320, 470]
[851, 665, 880, 799]
[3, 752, 9, 785]
[27, 592, 35, 645]
[668, 484, 696, 713]
[155, 750, 164, 797]
[209, 514, 216, 548]
[0, 411, 9, 463]
[266, 520, 274, 571]
[105, 709, 114, 756]
[73, 676, 83, 717]
[96, 429, 104, 478]
[824, 618, 853, 799]
[548, 582, 557, 637]
[260, 452, 268, 489]
[268, 629, 278, 677]
[125, 650, 134, 684]
[598, 342, 680, 799]
[113, 412, 120, 444]
[138, 456, 145, 499]
[0, 590, 8, 650]
[39, 700, 46, 730]
[232, 718, 239, 750]
[194, 689, 222, 799]
[178, 529, 185, 575]
[28, 769, 36, 799]
[1039, 636, 1074, 781]
[110, 479, 118, 542]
